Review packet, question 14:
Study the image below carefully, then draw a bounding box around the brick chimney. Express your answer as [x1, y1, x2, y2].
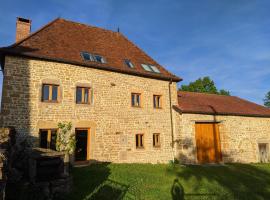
[16, 17, 31, 42]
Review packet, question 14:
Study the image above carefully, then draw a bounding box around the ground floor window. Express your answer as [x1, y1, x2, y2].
[39, 129, 57, 150]
[153, 133, 161, 147]
[136, 134, 144, 149]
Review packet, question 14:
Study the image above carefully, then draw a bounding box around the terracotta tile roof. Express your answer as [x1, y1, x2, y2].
[176, 91, 270, 117]
[0, 18, 181, 82]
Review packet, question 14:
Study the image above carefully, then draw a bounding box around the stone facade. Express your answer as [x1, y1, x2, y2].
[175, 113, 270, 164]
[1, 56, 178, 164]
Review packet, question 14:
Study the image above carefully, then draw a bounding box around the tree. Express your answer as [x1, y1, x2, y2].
[56, 121, 76, 175]
[263, 91, 270, 108]
[179, 76, 230, 95]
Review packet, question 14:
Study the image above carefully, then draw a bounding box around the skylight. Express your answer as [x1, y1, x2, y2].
[81, 52, 106, 63]
[141, 64, 160, 73]
[149, 65, 160, 73]
[124, 59, 134, 68]
[81, 52, 93, 61]
[141, 64, 152, 72]
[94, 55, 106, 63]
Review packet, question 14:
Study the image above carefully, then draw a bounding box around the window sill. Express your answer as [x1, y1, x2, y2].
[153, 146, 161, 149]
[41, 101, 59, 104]
[136, 147, 145, 150]
[76, 102, 91, 105]
[132, 106, 142, 108]
[154, 107, 162, 109]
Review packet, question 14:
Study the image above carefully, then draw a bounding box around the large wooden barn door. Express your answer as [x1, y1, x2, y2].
[195, 123, 222, 164]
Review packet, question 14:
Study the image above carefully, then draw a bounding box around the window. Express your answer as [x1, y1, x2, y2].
[136, 134, 144, 148]
[76, 87, 91, 104]
[124, 59, 134, 68]
[153, 133, 161, 147]
[42, 84, 59, 102]
[141, 64, 161, 73]
[81, 52, 106, 63]
[94, 55, 106, 63]
[40, 129, 57, 150]
[149, 65, 160, 73]
[81, 52, 94, 61]
[141, 64, 152, 72]
[153, 95, 162, 108]
[131, 93, 141, 107]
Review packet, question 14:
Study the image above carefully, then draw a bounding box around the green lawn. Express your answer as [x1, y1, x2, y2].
[65, 163, 270, 200]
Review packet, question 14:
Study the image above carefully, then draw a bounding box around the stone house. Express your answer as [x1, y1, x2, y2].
[0, 17, 269, 164]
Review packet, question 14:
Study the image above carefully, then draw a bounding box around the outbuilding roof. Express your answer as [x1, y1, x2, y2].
[176, 91, 270, 117]
[0, 18, 181, 82]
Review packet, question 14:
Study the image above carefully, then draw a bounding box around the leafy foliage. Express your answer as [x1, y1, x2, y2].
[263, 91, 270, 108]
[179, 76, 230, 95]
[56, 121, 76, 154]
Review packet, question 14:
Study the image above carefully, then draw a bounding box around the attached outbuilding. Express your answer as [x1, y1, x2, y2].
[174, 91, 270, 164]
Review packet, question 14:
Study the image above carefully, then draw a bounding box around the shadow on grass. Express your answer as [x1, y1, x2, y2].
[64, 163, 129, 200]
[168, 163, 270, 200]
[171, 178, 185, 200]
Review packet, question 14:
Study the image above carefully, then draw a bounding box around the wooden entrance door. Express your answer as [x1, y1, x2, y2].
[75, 129, 90, 161]
[195, 123, 222, 164]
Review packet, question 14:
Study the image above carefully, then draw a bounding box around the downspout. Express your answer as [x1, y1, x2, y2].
[168, 78, 175, 161]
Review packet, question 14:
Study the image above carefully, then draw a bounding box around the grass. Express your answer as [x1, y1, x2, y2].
[64, 163, 270, 200]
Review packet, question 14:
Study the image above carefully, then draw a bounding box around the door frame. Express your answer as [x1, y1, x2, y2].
[75, 128, 91, 161]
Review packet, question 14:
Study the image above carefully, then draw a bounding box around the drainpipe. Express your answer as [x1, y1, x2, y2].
[168, 79, 175, 161]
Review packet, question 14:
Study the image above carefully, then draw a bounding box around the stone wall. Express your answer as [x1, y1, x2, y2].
[175, 113, 270, 164]
[1, 56, 178, 163]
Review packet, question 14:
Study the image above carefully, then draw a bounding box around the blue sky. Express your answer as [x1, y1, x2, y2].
[0, 0, 270, 104]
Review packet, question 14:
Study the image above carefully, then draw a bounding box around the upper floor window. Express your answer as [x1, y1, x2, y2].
[76, 87, 91, 104]
[124, 59, 134, 68]
[141, 64, 160, 73]
[131, 93, 141, 107]
[42, 84, 59, 102]
[153, 95, 162, 108]
[81, 52, 106, 63]
[40, 129, 57, 150]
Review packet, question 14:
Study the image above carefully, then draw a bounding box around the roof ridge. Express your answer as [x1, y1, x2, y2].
[178, 90, 232, 97]
[59, 18, 118, 35]
[9, 17, 61, 48]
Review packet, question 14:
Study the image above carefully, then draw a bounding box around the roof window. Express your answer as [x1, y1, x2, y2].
[94, 55, 106, 63]
[149, 65, 160, 73]
[141, 64, 160, 73]
[81, 52, 106, 63]
[124, 59, 134, 68]
[81, 52, 94, 61]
